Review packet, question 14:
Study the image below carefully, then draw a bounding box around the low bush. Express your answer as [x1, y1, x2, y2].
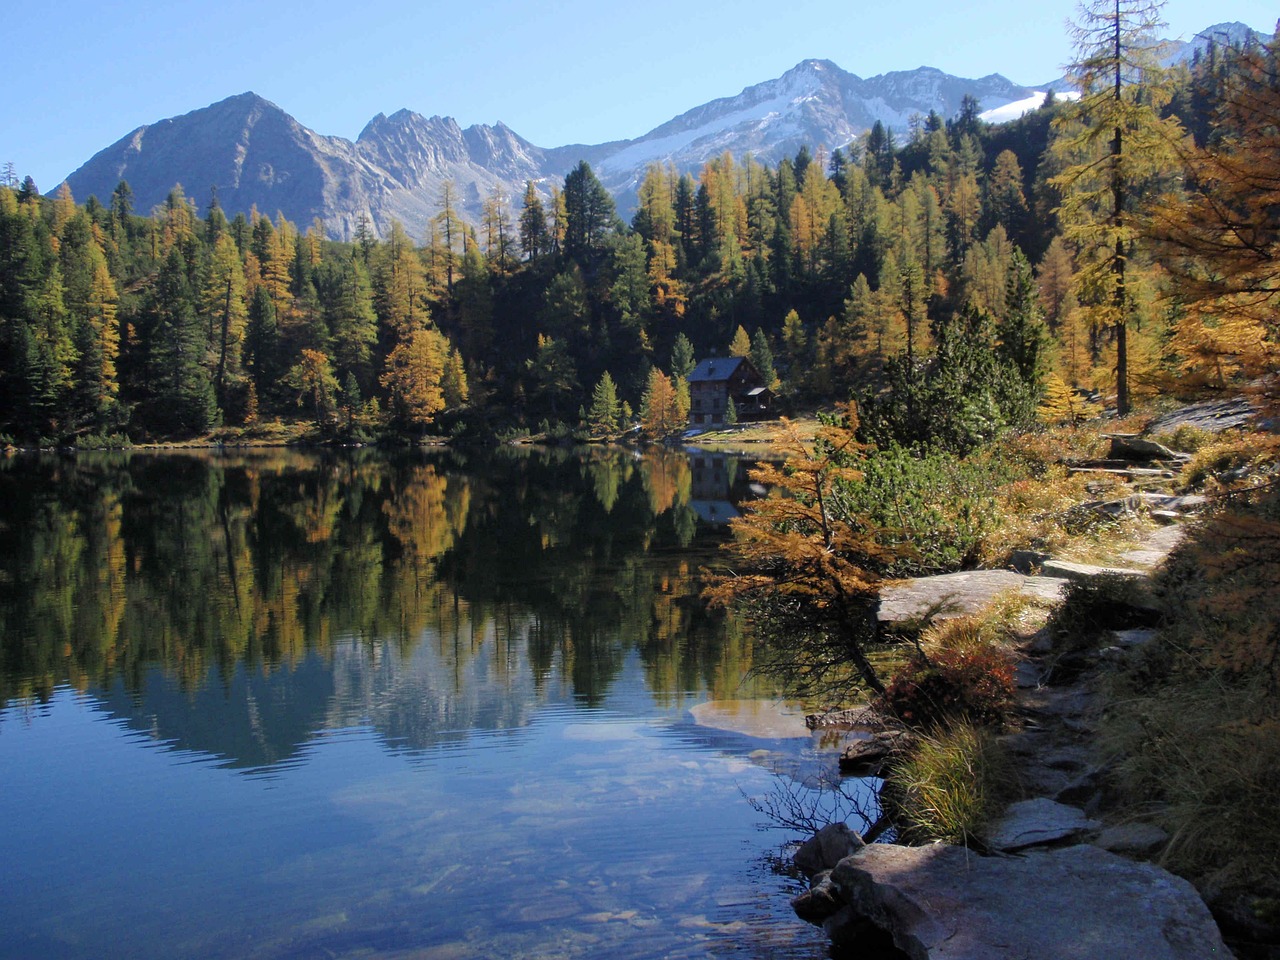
[1181, 433, 1280, 492]
[834, 444, 1008, 577]
[1102, 484, 1280, 901]
[1157, 423, 1213, 453]
[1104, 672, 1280, 896]
[880, 636, 1016, 730]
[72, 432, 133, 450]
[1046, 573, 1160, 656]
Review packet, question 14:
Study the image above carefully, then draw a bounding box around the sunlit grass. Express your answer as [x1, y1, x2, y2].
[887, 724, 1019, 846]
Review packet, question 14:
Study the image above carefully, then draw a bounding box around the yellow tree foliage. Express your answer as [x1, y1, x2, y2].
[704, 407, 904, 695]
[286, 348, 339, 426]
[640, 368, 683, 437]
[374, 221, 428, 342]
[1051, 0, 1185, 414]
[1150, 35, 1280, 383]
[381, 326, 452, 429]
[86, 239, 119, 402]
[203, 233, 248, 400]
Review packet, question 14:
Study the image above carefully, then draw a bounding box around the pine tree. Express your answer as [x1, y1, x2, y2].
[519, 181, 547, 260]
[586, 371, 622, 436]
[146, 247, 217, 435]
[562, 161, 617, 267]
[750, 327, 779, 390]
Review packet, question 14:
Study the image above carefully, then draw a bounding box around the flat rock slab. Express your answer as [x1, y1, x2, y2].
[1039, 559, 1149, 581]
[1146, 397, 1259, 435]
[988, 797, 1100, 851]
[877, 571, 1067, 626]
[829, 843, 1230, 960]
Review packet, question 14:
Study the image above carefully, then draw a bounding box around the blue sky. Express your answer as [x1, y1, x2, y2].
[5, 0, 1274, 193]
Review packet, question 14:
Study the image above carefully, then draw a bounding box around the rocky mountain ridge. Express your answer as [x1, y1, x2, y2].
[61, 21, 1266, 240]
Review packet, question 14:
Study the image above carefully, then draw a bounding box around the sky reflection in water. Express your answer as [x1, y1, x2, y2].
[0, 448, 863, 959]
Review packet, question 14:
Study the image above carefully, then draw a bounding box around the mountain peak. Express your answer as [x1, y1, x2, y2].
[58, 40, 1145, 239]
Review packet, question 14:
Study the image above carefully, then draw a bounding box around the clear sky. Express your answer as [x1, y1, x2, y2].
[5, 0, 1274, 193]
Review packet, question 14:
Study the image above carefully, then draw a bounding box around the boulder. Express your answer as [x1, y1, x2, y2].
[1106, 434, 1178, 461]
[826, 842, 1230, 960]
[1145, 397, 1259, 436]
[877, 571, 1067, 627]
[1009, 549, 1052, 574]
[791, 870, 844, 923]
[987, 797, 1100, 852]
[1095, 822, 1170, 855]
[1111, 627, 1159, 648]
[839, 730, 913, 774]
[794, 822, 866, 877]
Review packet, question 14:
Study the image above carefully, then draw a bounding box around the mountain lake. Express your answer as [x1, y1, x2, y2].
[0, 446, 872, 960]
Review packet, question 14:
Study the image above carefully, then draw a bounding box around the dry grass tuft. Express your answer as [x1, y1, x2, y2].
[887, 724, 1020, 846]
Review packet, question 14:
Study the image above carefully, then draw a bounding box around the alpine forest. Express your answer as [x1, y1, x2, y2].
[2, 19, 1278, 448]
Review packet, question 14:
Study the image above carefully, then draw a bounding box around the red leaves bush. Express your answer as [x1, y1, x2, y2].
[880, 644, 1016, 731]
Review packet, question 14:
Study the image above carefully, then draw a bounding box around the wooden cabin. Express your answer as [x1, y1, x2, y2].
[686, 357, 771, 428]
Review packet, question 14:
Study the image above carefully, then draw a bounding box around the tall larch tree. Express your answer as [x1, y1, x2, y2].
[203, 232, 248, 409]
[1151, 28, 1280, 383]
[1051, 0, 1184, 414]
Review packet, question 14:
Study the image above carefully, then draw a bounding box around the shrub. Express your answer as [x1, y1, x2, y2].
[1158, 423, 1213, 453]
[834, 444, 1007, 577]
[1181, 433, 1280, 492]
[72, 432, 133, 450]
[886, 724, 1019, 846]
[1101, 482, 1280, 902]
[1047, 573, 1160, 655]
[880, 626, 1016, 730]
[1104, 673, 1280, 896]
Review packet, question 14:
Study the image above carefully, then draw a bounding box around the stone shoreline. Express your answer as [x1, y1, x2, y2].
[791, 441, 1244, 958]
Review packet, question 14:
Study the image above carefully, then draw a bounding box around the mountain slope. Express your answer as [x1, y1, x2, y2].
[595, 60, 1033, 203]
[55, 51, 1093, 239]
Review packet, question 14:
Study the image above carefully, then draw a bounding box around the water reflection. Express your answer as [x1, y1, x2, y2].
[0, 447, 755, 727]
[0, 447, 845, 960]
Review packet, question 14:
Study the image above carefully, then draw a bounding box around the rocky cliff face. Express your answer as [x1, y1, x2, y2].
[59, 61, 1038, 240]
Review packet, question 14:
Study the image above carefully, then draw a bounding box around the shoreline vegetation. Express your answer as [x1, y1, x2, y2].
[715, 399, 1280, 958]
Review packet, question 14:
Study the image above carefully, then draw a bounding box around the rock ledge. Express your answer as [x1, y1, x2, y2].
[827, 842, 1231, 960]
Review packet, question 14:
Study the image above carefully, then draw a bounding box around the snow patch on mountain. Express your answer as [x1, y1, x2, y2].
[979, 90, 1080, 124]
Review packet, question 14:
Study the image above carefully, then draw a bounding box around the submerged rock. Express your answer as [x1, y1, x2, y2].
[825, 842, 1230, 960]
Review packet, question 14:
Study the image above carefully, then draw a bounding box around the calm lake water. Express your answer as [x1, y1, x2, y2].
[0, 446, 856, 960]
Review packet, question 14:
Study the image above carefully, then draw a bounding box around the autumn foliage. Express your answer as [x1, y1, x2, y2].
[705, 406, 904, 694]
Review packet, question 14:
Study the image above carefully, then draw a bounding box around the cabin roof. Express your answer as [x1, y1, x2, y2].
[688, 357, 751, 383]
